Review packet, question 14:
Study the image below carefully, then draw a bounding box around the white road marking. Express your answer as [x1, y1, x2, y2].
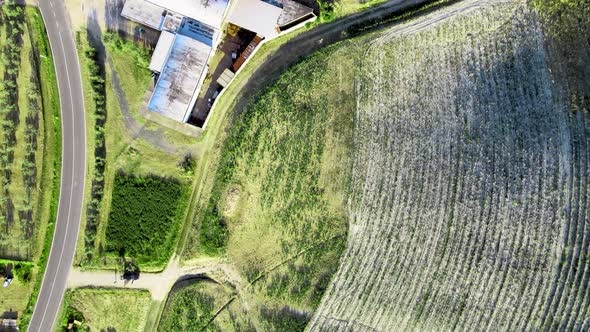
[36, 28, 77, 331]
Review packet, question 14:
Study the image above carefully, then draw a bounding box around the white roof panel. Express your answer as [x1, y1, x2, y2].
[148, 35, 212, 122]
[146, 0, 229, 28]
[121, 0, 165, 30]
[226, 0, 282, 38]
[149, 31, 176, 72]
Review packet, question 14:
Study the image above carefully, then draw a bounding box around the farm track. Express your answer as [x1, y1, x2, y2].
[309, 0, 590, 330]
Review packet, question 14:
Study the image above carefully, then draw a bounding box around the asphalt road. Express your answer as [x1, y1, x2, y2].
[25, 0, 448, 329]
[28, 0, 86, 331]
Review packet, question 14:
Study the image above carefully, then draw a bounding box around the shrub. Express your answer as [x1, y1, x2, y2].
[14, 263, 32, 282]
[105, 172, 185, 265]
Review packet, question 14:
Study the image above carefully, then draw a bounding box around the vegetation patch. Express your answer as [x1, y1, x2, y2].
[59, 288, 151, 332]
[0, 4, 60, 328]
[181, 30, 358, 331]
[102, 32, 151, 121]
[75, 29, 197, 271]
[105, 172, 186, 266]
[158, 280, 248, 332]
[77, 33, 107, 261]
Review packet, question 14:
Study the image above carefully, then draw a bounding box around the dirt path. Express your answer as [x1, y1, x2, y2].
[67, 256, 244, 300]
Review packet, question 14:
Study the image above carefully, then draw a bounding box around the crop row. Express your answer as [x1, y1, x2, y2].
[80, 41, 107, 260]
[310, 1, 590, 330]
[0, 1, 42, 259]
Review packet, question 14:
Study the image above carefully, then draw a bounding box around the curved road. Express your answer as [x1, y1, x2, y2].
[28, 0, 86, 331]
[26, 0, 451, 329]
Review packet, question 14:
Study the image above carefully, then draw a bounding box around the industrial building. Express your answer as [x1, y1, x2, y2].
[121, 0, 315, 126]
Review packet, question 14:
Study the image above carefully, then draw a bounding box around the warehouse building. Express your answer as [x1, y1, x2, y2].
[121, 0, 314, 125]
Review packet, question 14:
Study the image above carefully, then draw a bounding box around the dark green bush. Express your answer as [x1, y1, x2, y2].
[105, 172, 185, 264]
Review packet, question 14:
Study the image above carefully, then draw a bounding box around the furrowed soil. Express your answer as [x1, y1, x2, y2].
[309, 0, 590, 330]
[180, 0, 590, 330]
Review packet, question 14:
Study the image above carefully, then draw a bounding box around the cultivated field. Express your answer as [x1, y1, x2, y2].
[309, 0, 590, 330]
[0, 3, 60, 326]
[0, 3, 59, 261]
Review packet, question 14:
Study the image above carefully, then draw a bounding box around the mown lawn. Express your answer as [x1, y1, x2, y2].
[60, 288, 152, 332]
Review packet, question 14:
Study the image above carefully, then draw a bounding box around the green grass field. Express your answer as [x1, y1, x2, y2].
[60, 288, 152, 332]
[158, 280, 245, 331]
[75, 31, 199, 271]
[174, 35, 364, 330]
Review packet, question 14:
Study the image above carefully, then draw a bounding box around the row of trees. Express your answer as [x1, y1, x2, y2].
[0, 0, 41, 256]
[19, 51, 42, 243]
[82, 41, 107, 261]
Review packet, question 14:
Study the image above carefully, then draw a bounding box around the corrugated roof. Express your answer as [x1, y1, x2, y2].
[278, 0, 314, 27]
[149, 31, 175, 73]
[226, 0, 282, 38]
[148, 34, 212, 122]
[121, 0, 165, 30]
[146, 0, 229, 28]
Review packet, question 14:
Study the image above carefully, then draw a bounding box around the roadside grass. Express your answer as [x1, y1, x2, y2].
[75, 30, 197, 271]
[0, 6, 61, 329]
[59, 288, 152, 332]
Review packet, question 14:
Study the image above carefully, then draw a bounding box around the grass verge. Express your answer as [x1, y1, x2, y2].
[59, 288, 152, 331]
[17, 6, 62, 329]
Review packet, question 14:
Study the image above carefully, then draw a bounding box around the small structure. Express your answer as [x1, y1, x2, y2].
[147, 28, 213, 122]
[122, 0, 315, 127]
[120, 0, 165, 30]
[226, 0, 315, 38]
[148, 30, 175, 73]
[232, 35, 262, 71]
[0, 318, 17, 331]
[146, 0, 229, 28]
[217, 68, 235, 88]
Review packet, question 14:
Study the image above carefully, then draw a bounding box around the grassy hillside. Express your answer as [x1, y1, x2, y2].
[179, 30, 361, 331]
[158, 280, 237, 331]
[176, 0, 590, 330]
[310, 0, 590, 330]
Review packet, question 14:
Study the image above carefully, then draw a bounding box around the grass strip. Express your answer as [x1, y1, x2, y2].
[18, 6, 62, 329]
